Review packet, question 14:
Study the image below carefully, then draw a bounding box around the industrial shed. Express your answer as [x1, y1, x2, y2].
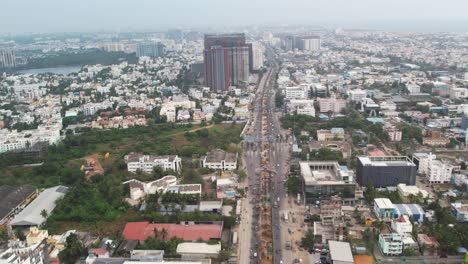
[10, 186, 68, 227]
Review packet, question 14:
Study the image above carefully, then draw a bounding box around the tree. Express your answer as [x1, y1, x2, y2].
[285, 176, 301, 194]
[58, 233, 84, 264]
[237, 169, 247, 182]
[403, 246, 416, 256]
[301, 230, 315, 249]
[0, 227, 9, 241]
[161, 228, 168, 241]
[15, 229, 25, 241]
[40, 209, 48, 219]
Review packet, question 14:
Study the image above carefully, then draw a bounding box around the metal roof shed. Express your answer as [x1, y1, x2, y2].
[10, 186, 68, 227]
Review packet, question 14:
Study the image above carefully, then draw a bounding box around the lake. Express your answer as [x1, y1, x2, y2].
[17, 66, 81, 75]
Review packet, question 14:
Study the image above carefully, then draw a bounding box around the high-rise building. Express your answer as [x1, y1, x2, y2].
[251, 42, 264, 70]
[203, 33, 251, 91]
[136, 42, 165, 58]
[204, 46, 230, 93]
[300, 37, 321, 51]
[282, 36, 295, 51]
[0, 49, 16, 69]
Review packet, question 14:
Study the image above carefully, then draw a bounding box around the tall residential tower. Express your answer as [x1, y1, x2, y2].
[203, 33, 251, 92]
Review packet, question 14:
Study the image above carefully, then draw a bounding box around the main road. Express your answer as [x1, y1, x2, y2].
[239, 47, 292, 264]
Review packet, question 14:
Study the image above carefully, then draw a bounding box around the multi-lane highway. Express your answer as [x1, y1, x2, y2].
[239, 47, 293, 264]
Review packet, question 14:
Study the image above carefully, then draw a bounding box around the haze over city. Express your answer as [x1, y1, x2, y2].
[2, 0, 468, 33]
[1, 1, 468, 264]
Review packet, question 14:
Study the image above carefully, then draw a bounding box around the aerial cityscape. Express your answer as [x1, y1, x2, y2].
[1, 1, 468, 264]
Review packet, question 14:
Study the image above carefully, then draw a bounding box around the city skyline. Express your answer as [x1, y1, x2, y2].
[1, 0, 468, 33]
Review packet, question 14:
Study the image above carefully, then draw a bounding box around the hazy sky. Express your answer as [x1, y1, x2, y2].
[2, 0, 468, 33]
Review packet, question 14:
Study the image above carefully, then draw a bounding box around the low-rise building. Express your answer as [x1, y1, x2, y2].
[122, 221, 223, 242]
[320, 200, 342, 225]
[422, 137, 450, 147]
[397, 184, 429, 200]
[451, 202, 468, 222]
[201, 149, 238, 171]
[300, 161, 355, 204]
[0, 238, 49, 264]
[10, 186, 68, 228]
[391, 215, 412, 236]
[284, 84, 309, 100]
[0, 185, 37, 226]
[317, 128, 345, 141]
[417, 234, 440, 256]
[318, 97, 347, 113]
[124, 152, 182, 173]
[123, 176, 178, 201]
[328, 240, 354, 264]
[176, 242, 221, 259]
[379, 233, 403, 256]
[374, 198, 398, 221]
[26, 227, 48, 246]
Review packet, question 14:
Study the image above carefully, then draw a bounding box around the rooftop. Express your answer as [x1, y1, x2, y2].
[204, 149, 237, 163]
[10, 186, 68, 227]
[328, 240, 354, 262]
[176, 242, 221, 255]
[0, 185, 36, 221]
[374, 198, 395, 209]
[300, 161, 352, 185]
[358, 156, 415, 167]
[122, 222, 222, 241]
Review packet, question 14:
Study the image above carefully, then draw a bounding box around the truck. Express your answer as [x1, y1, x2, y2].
[283, 211, 289, 223]
[286, 240, 292, 250]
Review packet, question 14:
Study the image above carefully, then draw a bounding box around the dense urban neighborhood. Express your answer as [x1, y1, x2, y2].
[1, 24, 468, 264]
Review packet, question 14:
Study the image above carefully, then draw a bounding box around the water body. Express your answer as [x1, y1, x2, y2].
[17, 65, 81, 75]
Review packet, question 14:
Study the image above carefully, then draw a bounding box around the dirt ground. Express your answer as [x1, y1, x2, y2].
[83, 153, 105, 179]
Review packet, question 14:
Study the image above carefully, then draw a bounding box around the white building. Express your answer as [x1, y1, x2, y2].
[202, 149, 238, 171]
[302, 37, 321, 51]
[176, 242, 221, 259]
[318, 97, 347, 113]
[450, 87, 468, 99]
[426, 160, 454, 183]
[348, 89, 367, 102]
[451, 202, 468, 222]
[123, 176, 178, 201]
[0, 123, 62, 153]
[125, 153, 182, 173]
[387, 129, 402, 142]
[160, 106, 176, 122]
[80, 101, 113, 116]
[397, 184, 429, 199]
[391, 215, 413, 235]
[0, 239, 48, 264]
[384, 123, 402, 142]
[252, 42, 264, 70]
[287, 99, 315, 116]
[412, 153, 437, 174]
[406, 84, 420, 94]
[379, 233, 403, 256]
[284, 84, 309, 100]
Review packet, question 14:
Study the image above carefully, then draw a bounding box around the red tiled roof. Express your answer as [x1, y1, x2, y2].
[122, 222, 222, 241]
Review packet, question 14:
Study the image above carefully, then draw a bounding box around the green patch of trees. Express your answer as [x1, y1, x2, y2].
[58, 233, 85, 264]
[18, 50, 137, 70]
[285, 176, 301, 194]
[364, 184, 402, 204]
[398, 123, 423, 143]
